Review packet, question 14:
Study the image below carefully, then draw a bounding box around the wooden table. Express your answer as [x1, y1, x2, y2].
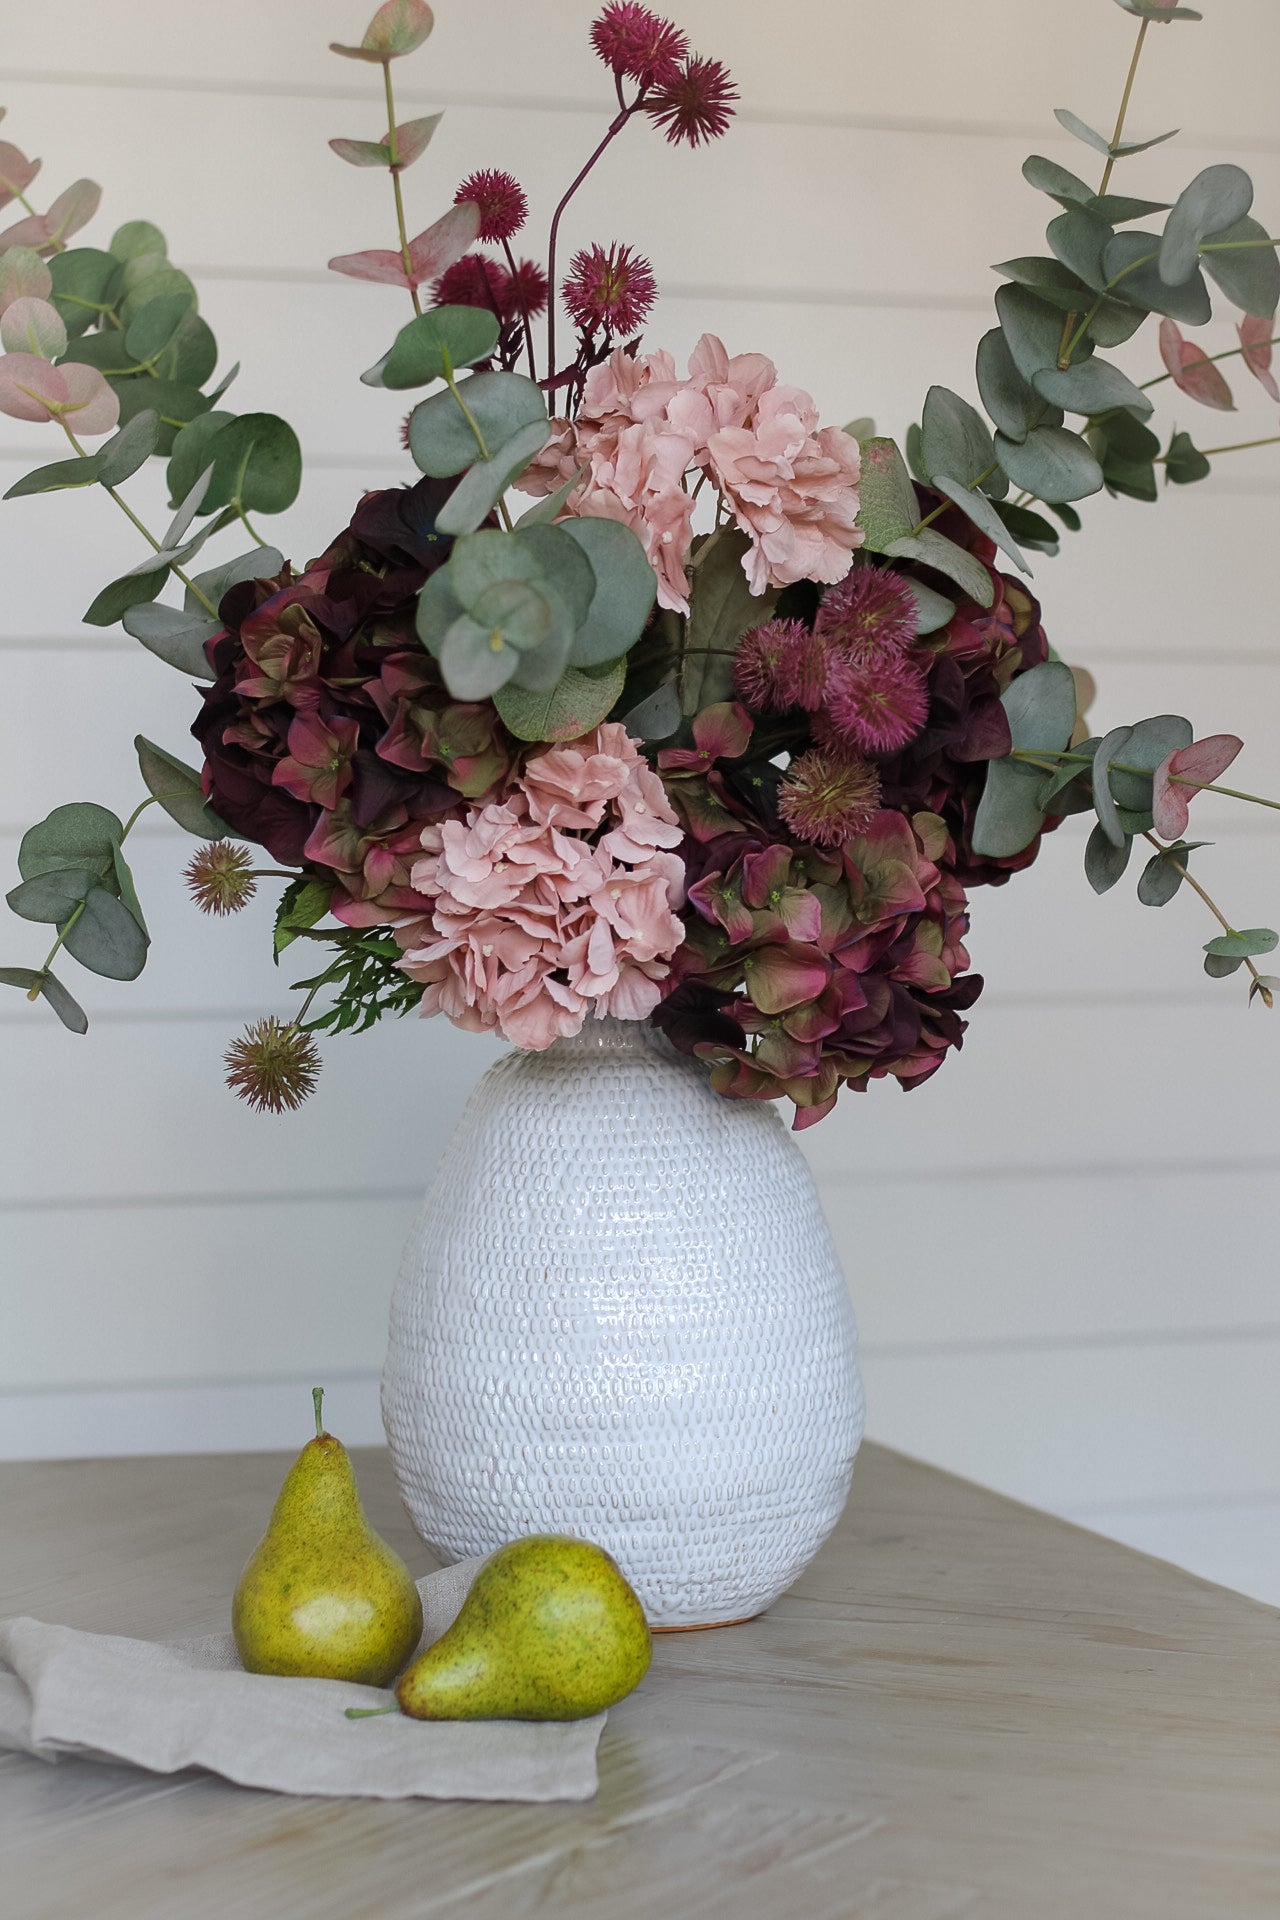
[1, 1443, 1276, 1919]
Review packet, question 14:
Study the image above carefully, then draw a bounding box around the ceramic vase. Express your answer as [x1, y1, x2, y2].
[381, 1018, 864, 1627]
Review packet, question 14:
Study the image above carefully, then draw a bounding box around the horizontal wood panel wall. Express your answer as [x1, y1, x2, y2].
[1, 1, 1278, 1604]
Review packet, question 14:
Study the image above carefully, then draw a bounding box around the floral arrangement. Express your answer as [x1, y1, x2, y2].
[2, 0, 1278, 1127]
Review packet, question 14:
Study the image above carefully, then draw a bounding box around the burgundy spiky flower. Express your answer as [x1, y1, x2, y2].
[644, 55, 738, 148]
[823, 656, 931, 757]
[453, 169, 528, 244]
[815, 564, 918, 664]
[224, 1018, 321, 1114]
[184, 841, 257, 916]
[779, 749, 882, 848]
[433, 254, 509, 315]
[589, 3, 689, 86]
[562, 242, 657, 337]
[503, 257, 550, 319]
[733, 618, 829, 713]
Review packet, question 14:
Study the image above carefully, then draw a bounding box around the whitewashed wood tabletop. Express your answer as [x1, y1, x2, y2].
[1, 1441, 1276, 1919]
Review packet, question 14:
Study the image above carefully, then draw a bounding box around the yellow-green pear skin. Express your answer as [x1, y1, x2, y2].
[232, 1391, 423, 1686]
[395, 1535, 652, 1721]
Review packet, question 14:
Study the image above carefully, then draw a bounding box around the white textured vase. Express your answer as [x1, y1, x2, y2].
[382, 1019, 864, 1627]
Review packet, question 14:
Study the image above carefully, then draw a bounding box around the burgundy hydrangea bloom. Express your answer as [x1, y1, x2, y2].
[821, 655, 930, 756]
[562, 242, 658, 337]
[814, 563, 918, 663]
[192, 475, 519, 926]
[733, 618, 828, 713]
[644, 55, 738, 147]
[453, 169, 528, 244]
[590, 2, 689, 86]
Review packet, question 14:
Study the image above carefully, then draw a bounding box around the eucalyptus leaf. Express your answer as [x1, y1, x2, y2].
[447, 528, 544, 603]
[1090, 410, 1162, 501]
[994, 426, 1103, 503]
[1055, 107, 1178, 159]
[992, 255, 1095, 314]
[186, 545, 284, 614]
[622, 681, 682, 742]
[1106, 714, 1193, 811]
[415, 566, 466, 656]
[1089, 193, 1171, 223]
[434, 419, 552, 536]
[0, 968, 42, 990]
[409, 371, 547, 479]
[97, 408, 160, 486]
[1199, 215, 1280, 320]
[1032, 356, 1153, 419]
[1003, 661, 1079, 752]
[1160, 164, 1253, 286]
[118, 265, 196, 329]
[494, 658, 627, 744]
[19, 803, 123, 881]
[995, 500, 1061, 556]
[35, 971, 89, 1033]
[1137, 841, 1206, 907]
[63, 886, 149, 981]
[995, 283, 1091, 382]
[1092, 725, 1135, 847]
[120, 601, 221, 677]
[514, 469, 586, 525]
[931, 475, 1030, 574]
[1084, 821, 1132, 894]
[855, 436, 920, 549]
[903, 577, 955, 635]
[112, 845, 147, 935]
[166, 410, 235, 510]
[905, 419, 931, 487]
[559, 517, 657, 668]
[135, 736, 228, 837]
[6, 866, 98, 925]
[970, 758, 1049, 859]
[110, 220, 167, 262]
[152, 310, 218, 388]
[514, 523, 596, 629]
[123, 292, 194, 365]
[1205, 928, 1278, 959]
[1022, 154, 1094, 208]
[161, 463, 215, 550]
[1164, 429, 1211, 485]
[439, 614, 521, 700]
[1047, 207, 1114, 291]
[83, 564, 171, 628]
[199, 412, 302, 516]
[1204, 951, 1244, 978]
[4, 455, 101, 499]
[111, 376, 210, 456]
[1102, 232, 1212, 321]
[884, 529, 996, 606]
[47, 248, 122, 337]
[976, 327, 1060, 443]
[920, 386, 1004, 497]
[366, 305, 500, 390]
[679, 528, 778, 714]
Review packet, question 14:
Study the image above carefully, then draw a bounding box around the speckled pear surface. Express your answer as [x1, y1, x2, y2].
[233, 1393, 423, 1686]
[395, 1535, 651, 1721]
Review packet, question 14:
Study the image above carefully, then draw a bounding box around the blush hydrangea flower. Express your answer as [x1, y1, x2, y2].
[562, 243, 658, 337]
[397, 722, 686, 1048]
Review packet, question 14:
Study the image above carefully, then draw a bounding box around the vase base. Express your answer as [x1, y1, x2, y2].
[650, 1610, 763, 1633]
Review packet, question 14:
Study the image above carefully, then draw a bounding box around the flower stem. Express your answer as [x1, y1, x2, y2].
[545, 106, 635, 389]
[500, 235, 539, 383]
[1098, 19, 1149, 198]
[382, 61, 422, 318]
[58, 422, 220, 618]
[1141, 831, 1268, 992]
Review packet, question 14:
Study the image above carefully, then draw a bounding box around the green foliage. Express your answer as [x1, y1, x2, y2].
[1164, 430, 1211, 485]
[409, 371, 548, 478]
[365, 305, 500, 390]
[10, 802, 150, 985]
[134, 736, 228, 838]
[677, 527, 777, 716]
[1084, 821, 1132, 894]
[274, 877, 334, 958]
[292, 934, 424, 1036]
[971, 662, 1079, 858]
[436, 419, 552, 535]
[199, 413, 303, 516]
[494, 658, 628, 742]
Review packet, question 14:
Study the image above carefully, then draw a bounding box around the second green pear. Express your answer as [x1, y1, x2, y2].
[233, 1388, 423, 1686]
[395, 1534, 652, 1721]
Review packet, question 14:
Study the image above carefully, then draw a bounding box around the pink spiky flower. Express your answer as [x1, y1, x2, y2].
[184, 841, 257, 916]
[815, 564, 918, 663]
[503, 258, 550, 318]
[562, 242, 657, 337]
[433, 254, 508, 314]
[734, 619, 829, 713]
[590, 3, 688, 86]
[779, 749, 882, 849]
[224, 1018, 321, 1114]
[823, 656, 930, 756]
[453, 170, 528, 244]
[644, 54, 738, 148]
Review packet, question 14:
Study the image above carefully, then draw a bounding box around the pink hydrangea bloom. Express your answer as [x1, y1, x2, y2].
[396, 723, 686, 1049]
[517, 333, 862, 614]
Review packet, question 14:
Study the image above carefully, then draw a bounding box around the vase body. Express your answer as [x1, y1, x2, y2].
[382, 1019, 864, 1627]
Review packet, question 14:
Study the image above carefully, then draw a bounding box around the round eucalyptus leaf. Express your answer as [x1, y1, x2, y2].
[63, 886, 149, 981]
[1164, 430, 1211, 486]
[1137, 849, 1185, 908]
[6, 866, 99, 925]
[370, 305, 501, 390]
[1160, 164, 1253, 287]
[118, 265, 196, 330]
[559, 517, 658, 666]
[447, 528, 543, 606]
[994, 426, 1103, 503]
[993, 255, 1094, 314]
[1084, 297, 1147, 349]
[1032, 356, 1153, 420]
[1203, 951, 1245, 978]
[135, 735, 228, 838]
[1001, 660, 1078, 752]
[469, 577, 564, 655]
[97, 409, 161, 487]
[110, 220, 167, 263]
[83, 564, 171, 629]
[408, 371, 547, 480]
[59, 331, 140, 376]
[494, 658, 627, 744]
[995, 500, 1061, 556]
[186, 545, 285, 616]
[166, 410, 235, 511]
[47, 248, 122, 338]
[622, 681, 682, 742]
[1106, 714, 1194, 812]
[1089, 193, 1171, 224]
[415, 566, 466, 656]
[124, 293, 193, 365]
[1092, 726, 1135, 848]
[920, 386, 1003, 497]
[439, 614, 520, 701]
[19, 802, 123, 881]
[200, 412, 302, 515]
[153, 311, 218, 387]
[970, 758, 1048, 859]
[1199, 215, 1280, 320]
[435, 419, 553, 537]
[1102, 232, 1212, 322]
[903, 577, 955, 636]
[1022, 154, 1093, 208]
[1084, 821, 1132, 895]
[883, 528, 995, 607]
[1047, 207, 1113, 292]
[112, 377, 210, 457]
[976, 328, 1059, 444]
[121, 602, 220, 679]
[1205, 928, 1279, 960]
[37, 972, 89, 1034]
[515, 523, 597, 629]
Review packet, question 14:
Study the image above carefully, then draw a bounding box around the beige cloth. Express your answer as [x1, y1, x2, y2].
[0, 1558, 603, 1801]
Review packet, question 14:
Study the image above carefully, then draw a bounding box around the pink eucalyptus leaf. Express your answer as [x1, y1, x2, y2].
[328, 246, 414, 288]
[43, 178, 101, 248]
[1157, 316, 1234, 410]
[0, 142, 41, 212]
[0, 350, 64, 421]
[407, 201, 481, 284]
[329, 137, 393, 169]
[50, 360, 119, 434]
[1152, 732, 1244, 837]
[391, 114, 443, 169]
[0, 245, 52, 315]
[0, 295, 66, 359]
[1238, 313, 1280, 402]
[0, 210, 52, 253]
[331, 0, 434, 62]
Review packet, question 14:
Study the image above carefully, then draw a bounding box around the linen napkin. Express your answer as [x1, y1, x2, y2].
[0, 1557, 604, 1801]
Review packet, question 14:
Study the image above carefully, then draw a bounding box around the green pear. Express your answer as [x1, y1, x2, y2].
[393, 1534, 651, 1721]
[233, 1388, 423, 1686]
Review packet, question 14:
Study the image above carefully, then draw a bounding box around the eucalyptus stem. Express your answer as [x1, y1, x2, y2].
[441, 351, 513, 529]
[911, 461, 999, 535]
[57, 422, 221, 618]
[1098, 19, 1150, 198]
[1008, 747, 1280, 814]
[1140, 334, 1280, 391]
[1160, 431, 1280, 461]
[382, 61, 422, 318]
[1141, 831, 1267, 992]
[236, 505, 269, 548]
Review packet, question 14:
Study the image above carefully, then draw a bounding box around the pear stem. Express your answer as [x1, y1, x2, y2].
[313, 1386, 324, 1438]
[344, 1705, 400, 1719]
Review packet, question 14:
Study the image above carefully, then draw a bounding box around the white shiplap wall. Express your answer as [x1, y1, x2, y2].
[1, 1, 1278, 1604]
